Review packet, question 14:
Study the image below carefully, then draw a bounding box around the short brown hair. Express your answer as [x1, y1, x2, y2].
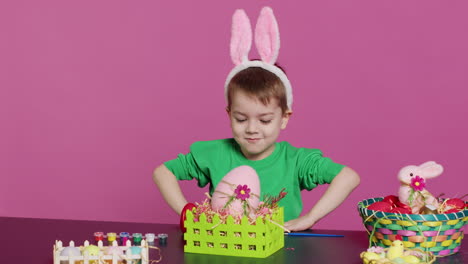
[227, 67, 288, 113]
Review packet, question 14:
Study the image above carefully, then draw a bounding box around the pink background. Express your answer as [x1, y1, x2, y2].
[1, 1, 467, 231]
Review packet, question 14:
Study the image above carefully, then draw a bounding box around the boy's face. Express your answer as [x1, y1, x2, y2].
[227, 90, 291, 161]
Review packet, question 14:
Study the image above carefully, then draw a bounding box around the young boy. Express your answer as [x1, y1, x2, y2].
[153, 7, 360, 231]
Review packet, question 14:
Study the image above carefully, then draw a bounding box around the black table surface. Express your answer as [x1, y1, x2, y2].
[1, 217, 465, 264]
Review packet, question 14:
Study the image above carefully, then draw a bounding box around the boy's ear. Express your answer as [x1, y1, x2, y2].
[226, 107, 231, 115]
[281, 110, 292, 129]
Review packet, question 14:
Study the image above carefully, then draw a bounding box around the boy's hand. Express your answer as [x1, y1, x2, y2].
[284, 215, 316, 232]
[153, 164, 189, 215]
[284, 167, 360, 232]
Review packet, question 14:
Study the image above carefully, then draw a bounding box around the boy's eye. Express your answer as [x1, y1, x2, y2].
[235, 118, 246, 123]
[260, 120, 272, 124]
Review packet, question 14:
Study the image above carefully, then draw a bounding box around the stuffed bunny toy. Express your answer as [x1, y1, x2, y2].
[397, 161, 443, 214]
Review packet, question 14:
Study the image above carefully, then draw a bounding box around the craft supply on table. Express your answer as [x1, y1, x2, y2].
[119, 232, 130, 245]
[132, 233, 143, 245]
[53, 239, 155, 264]
[90, 231, 162, 247]
[145, 233, 155, 243]
[285, 232, 344, 237]
[157, 233, 168, 245]
[94, 231, 104, 242]
[107, 232, 117, 245]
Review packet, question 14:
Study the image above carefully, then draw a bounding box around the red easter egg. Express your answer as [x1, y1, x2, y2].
[368, 201, 393, 212]
[395, 200, 412, 211]
[445, 198, 465, 210]
[382, 195, 400, 207]
[444, 208, 461, 214]
[391, 207, 412, 214]
[180, 203, 197, 233]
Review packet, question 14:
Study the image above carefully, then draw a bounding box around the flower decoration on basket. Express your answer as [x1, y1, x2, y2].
[397, 161, 442, 214]
[220, 183, 256, 217]
[408, 176, 425, 204]
[235, 184, 251, 200]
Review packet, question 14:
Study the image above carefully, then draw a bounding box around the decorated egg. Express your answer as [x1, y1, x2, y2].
[367, 201, 393, 212]
[392, 257, 406, 264]
[106, 246, 124, 255]
[441, 198, 465, 213]
[362, 252, 381, 264]
[391, 207, 412, 214]
[83, 245, 99, 255]
[211, 165, 260, 217]
[382, 195, 400, 206]
[60, 246, 81, 257]
[128, 246, 142, 255]
[400, 255, 421, 263]
[128, 246, 143, 264]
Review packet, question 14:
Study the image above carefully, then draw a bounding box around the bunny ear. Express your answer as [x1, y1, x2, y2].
[255, 6, 280, 64]
[230, 9, 252, 65]
[420, 161, 436, 168]
[419, 161, 444, 179]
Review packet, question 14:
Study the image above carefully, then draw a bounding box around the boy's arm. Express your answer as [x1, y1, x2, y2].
[284, 166, 360, 231]
[152, 164, 188, 215]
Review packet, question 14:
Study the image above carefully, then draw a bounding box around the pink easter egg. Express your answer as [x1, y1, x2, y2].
[211, 165, 260, 217]
[106, 246, 124, 255]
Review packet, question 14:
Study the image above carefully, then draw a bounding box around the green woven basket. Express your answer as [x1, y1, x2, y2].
[358, 197, 467, 257]
[183, 207, 284, 258]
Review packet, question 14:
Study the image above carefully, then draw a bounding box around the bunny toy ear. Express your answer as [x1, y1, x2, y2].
[255, 6, 280, 64]
[230, 9, 252, 65]
[419, 161, 444, 179]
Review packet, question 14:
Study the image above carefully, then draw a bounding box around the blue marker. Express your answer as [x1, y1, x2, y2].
[285, 232, 344, 237]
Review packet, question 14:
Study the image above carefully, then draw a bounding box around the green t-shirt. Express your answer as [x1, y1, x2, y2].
[164, 138, 345, 221]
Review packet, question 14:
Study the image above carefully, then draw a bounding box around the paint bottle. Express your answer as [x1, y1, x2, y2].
[94, 232, 104, 243]
[132, 233, 142, 246]
[107, 232, 117, 246]
[145, 233, 155, 244]
[119, 232, 130, 246]
[158, 233, 168, 246]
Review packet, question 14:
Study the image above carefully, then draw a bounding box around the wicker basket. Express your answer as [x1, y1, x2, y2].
[183, 207, 284, 258]
[358, 197, 468, 257]
[360, 247, 436, 264]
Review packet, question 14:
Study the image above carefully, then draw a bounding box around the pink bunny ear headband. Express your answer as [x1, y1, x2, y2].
[225, 6, 293, 110]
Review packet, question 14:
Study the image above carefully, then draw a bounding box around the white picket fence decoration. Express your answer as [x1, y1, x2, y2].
[53, 239, 149, 264]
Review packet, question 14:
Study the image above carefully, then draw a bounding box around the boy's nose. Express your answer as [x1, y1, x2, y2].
[245, 120, 258, 133]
